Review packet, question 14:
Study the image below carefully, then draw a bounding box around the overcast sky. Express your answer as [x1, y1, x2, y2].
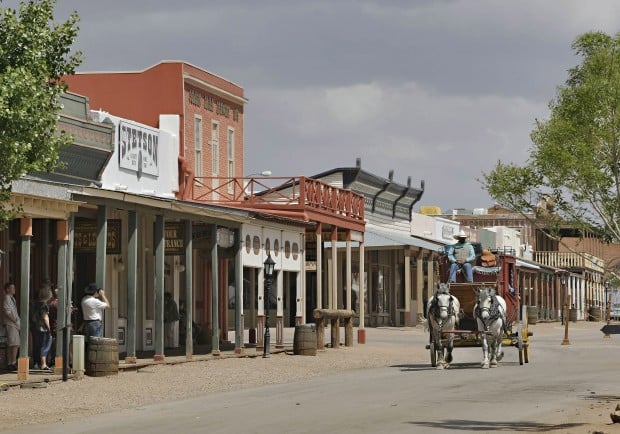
[18, 0, 620, 211]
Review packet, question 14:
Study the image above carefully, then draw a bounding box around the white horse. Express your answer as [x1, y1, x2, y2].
[426, 283, 460, 370]
[474, 286, 507, 369]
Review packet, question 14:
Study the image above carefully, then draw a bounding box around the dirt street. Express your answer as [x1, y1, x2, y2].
[0, 322, 618, 433]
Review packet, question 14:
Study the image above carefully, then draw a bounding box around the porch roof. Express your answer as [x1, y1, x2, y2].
[364, 225, 444, 251]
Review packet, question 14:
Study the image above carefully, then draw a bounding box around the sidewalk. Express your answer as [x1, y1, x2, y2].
[1, 320, 611, 389]
[0, 327, 305, 389]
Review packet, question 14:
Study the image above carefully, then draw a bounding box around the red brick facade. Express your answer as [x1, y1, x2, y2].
[63, 61, 246, 199]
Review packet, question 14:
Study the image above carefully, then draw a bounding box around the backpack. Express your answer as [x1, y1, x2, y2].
[481, 249, 497, 267]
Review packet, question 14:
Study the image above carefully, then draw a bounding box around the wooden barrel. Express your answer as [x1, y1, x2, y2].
[526, 306, 538, 325]
[293, 324, 317, 356]
[588, 306, 602, 322]
[569, 308, 578, 322]
[86, 337, 119, 377]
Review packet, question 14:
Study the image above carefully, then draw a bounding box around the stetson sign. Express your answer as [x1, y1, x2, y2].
[118, 120, 159, 176]
[74, 219, 121, 254]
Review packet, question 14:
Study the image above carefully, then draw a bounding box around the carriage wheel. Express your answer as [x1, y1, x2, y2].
[524, 343, 530, 363]
[429, 342, 437, 367]
[517, 332, 524, 365]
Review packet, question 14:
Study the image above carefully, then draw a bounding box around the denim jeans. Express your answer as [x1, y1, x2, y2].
[86, 320, 103, 338]
[38, 331, 53, 358]
[449, 262, 473, 282]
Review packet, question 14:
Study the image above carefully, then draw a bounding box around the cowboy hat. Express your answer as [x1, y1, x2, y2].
[453, 229, 468, 240]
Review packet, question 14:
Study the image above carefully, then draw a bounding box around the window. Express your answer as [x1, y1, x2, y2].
[211, 121, 219, 175]
[194, 116, 202, 177]
[227, 127, 235, 193]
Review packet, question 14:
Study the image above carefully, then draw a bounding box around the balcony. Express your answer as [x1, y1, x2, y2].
[189, 176, 365, 230]
[534, 251, 604, 273]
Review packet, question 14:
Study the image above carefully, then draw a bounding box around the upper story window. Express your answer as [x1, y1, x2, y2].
[227, 127, 235, 193]
[194, 115, 203, 177]
[211, 121, 219, 176]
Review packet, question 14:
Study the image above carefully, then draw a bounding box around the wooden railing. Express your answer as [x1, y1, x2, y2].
[190, 176, 365, 222]
[534, 251, 604, 273]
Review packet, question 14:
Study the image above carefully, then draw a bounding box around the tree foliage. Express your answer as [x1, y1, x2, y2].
[0, 0, 81, 226]
[482, 31, 620, 243]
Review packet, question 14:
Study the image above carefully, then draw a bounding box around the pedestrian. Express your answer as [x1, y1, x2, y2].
[32, 287, 53, 371]
[164, 292, 179, 348]
[2, 283, 20, 371]
[47, 286, 59, 367]
[81, 283, 109, 339]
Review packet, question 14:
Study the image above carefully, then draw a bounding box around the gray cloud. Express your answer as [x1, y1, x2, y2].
[7, 0, 620, 210]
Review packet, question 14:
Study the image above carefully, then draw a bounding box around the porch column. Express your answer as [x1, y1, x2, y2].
[346, 231, 352, 310]
[185, 219, 194, 359]
[126, 211, 138, 363]
[358, 240, 366, 344]
[54, 220, 69, 373]
[96, 206, 108, 336]
[331, 227, 338, 310]
[154, 215, 165, 361]
[416, 251, 424, 323]
[404, 248, 412, 327]
[427, 252, 435, 294]
[234, 228, 243, 354]
[299, 232, 306, 325]
[211, 224, 220, 356]
[276, 265, 284, 348]
[316, 224, 322, 310]
[18, 217, 32, 380]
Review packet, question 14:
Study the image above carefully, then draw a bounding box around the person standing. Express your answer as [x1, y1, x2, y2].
[2, 283, 20, 371]
[47, 286, 59, 367]
[164, 292, 179, 349]
[32, 287, 53, 371]
[81, 283, 110, 339]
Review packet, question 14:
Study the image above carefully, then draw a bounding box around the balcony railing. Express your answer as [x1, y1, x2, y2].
[190, 176, 365, 223]
[534, 251, 604, 273]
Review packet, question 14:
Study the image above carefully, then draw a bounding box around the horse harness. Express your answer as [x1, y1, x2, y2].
[474, 295, 507, 333]
[429, 294, 456, 331]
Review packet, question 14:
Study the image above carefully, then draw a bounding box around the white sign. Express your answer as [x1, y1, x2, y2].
[118, 120, 159, 176]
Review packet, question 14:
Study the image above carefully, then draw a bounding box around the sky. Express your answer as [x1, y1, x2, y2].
[10, 0, 620, 212]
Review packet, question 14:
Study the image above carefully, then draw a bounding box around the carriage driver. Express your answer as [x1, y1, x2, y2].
[447, 230, 475, 283]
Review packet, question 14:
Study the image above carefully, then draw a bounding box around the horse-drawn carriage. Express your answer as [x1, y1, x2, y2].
[426, 245, 532, 369]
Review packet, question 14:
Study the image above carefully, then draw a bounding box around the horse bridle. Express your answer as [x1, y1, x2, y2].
[475, 294, 507, 333]
[430, 295, 456, 330]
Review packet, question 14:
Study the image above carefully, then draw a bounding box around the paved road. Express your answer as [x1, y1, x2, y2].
[12, 322, 620, 433]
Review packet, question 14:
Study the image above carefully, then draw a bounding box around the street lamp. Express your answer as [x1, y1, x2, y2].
[263, 253, 276, 358]
[605, 281, 611, 322]
[561, 273, 570, 346]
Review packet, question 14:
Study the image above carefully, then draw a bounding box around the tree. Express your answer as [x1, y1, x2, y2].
[482, 31, 620, 244]
[0, 0, 81, 226]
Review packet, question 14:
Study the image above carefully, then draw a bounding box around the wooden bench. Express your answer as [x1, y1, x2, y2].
[312, 309, 354, 349]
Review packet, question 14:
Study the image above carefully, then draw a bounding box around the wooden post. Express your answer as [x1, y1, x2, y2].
[315, 316, 325, 350]
[331, 317, 339, 348]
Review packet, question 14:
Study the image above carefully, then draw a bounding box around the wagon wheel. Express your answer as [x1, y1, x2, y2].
[524, 340, 530, 364]
[429, 342, 437, 367]
[517, 330, 524, 365]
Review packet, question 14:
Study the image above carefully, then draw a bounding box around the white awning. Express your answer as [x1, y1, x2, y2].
[364, 226, 445, 251]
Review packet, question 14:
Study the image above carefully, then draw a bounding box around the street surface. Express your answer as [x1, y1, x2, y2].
[9, 321, 620, 434]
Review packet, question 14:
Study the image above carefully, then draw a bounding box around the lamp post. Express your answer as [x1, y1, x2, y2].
[561, 273, 570, 346]
[263, 253, 275, 358]
[604, 281, 611, 339]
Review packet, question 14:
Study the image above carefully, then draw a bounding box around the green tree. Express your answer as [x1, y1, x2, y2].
[0, 0, 81, 226]
[482, 31, 620, 244]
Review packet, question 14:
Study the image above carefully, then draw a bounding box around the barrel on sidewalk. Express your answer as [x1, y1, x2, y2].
[86, 337, 119, 377]
[293, 324, 317, 356]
